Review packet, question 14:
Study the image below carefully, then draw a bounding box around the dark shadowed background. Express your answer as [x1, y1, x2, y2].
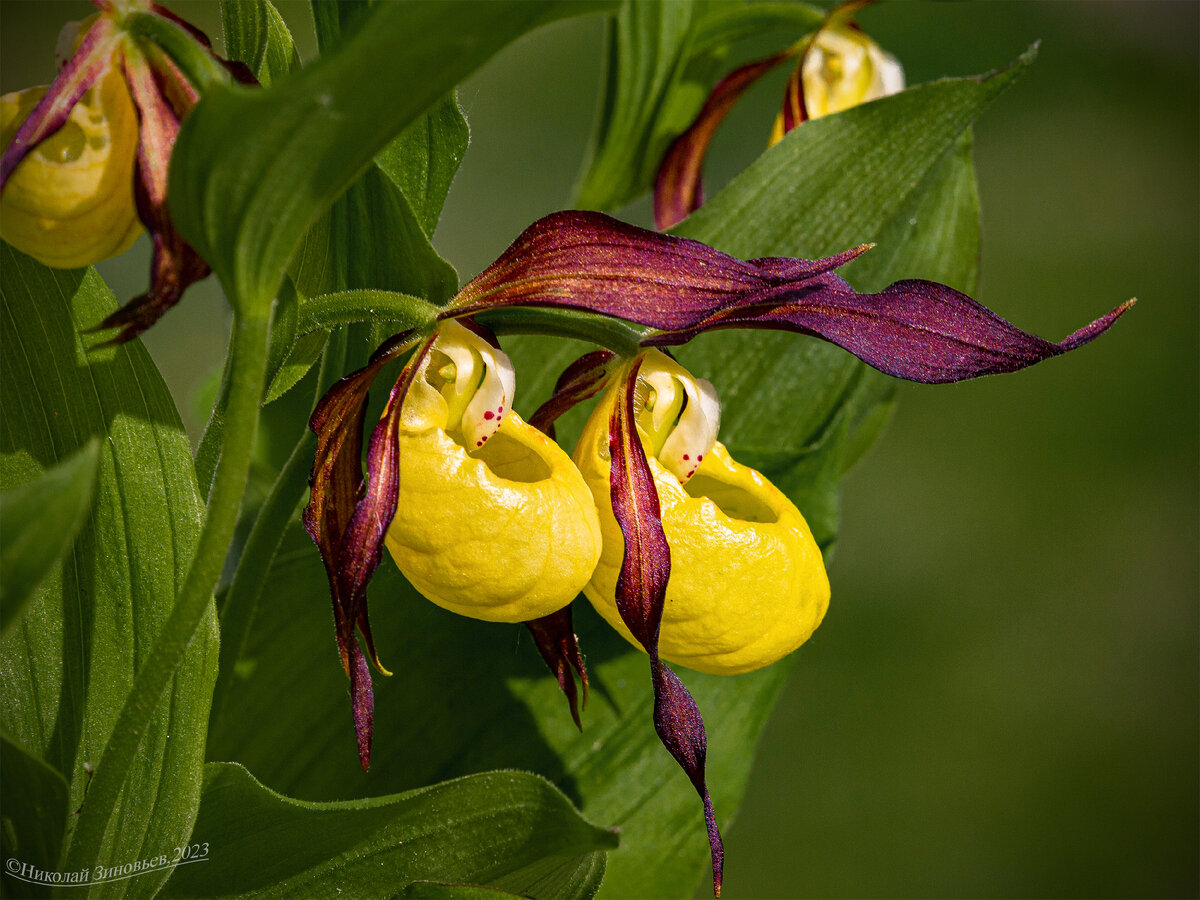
[3, 1, 1196, 896]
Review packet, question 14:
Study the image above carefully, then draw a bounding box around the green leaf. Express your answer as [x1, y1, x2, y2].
[0, 245, 219, 897]
[170, 0, 617, 311]
[0, 734, 69, 900]
[220, 0, 301, 86]
[0, 438, 99, 638]
[575, 0, 824, 210]
[159, 764, 617, 899]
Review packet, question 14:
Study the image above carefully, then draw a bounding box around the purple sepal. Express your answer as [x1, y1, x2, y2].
[448, 211, 865, 337]
[664, 279, 1135, 383]
[88, 51, 210, 344]
[1, 16, 118, 189]
[525, 607, 589, 731]
[529, 349, 616, 440]
[349, 635, 374, 772]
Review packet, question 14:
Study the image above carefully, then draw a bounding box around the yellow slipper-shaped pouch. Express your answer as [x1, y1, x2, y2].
[385, 321, 602, 623]
[1, 50, 142, 269]
[574, 350, 830, 675]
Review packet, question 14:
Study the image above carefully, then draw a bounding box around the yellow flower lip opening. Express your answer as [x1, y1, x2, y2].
[575, 351, 830, 675]
[385, 321, 602, 624]
[0, 61, 142, 269]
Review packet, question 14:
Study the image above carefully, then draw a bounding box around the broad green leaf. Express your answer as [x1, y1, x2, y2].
[0, 246, 219, 897]
[159, 764, 617, 899]
[0, 734, 69, 900]
[220, 0, 301, 86]
[575, 0, 824, 210]
[0, 438, 99, 638]
[170, 0, 617, 311]
[206, 54, 1011, 900]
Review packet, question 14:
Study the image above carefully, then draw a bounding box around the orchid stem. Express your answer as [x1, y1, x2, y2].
[209, 330, 348, 725]
[62, 309, 270, 876]
[121, 10, 229, 93]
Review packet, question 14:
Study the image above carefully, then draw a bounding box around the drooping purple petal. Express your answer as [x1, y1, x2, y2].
[525, 607, 589, 731]
[607, 358, 725, 896]
[303, 331, 421, 770]
[90, 51, 210, 343]
[657, 279, 1135, 383]
[446, 211, 863, 333]
[654, 52, 790, 231]
[1, 16, 119, 189]
[528, 349, 616, 440]
[348, 637, 374, 772]
[608, 358, 670, 650]
[653, 659, 724, 897]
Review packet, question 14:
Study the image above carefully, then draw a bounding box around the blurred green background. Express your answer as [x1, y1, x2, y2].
[3, 1, 1196, 896]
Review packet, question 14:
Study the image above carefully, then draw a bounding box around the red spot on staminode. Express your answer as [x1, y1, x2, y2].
[682, 454, 690, 461]
[498, 406, 504, 413]
[483, 411, 495, 420]
[697, 454, 703, 461]
[476, 440, 483, 447]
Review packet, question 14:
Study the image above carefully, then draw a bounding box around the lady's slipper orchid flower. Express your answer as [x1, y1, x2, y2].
[573, 350, 830, 677]
[383, 320, 602, 624]
[655, 0, 904, 229]
[0, 1, 253, 342]
[304, 320, 602, 767]
[309, 208, 1128, 895]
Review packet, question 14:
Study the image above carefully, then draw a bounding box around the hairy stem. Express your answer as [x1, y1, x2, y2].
[209, 330, 349, 724]
[61, 310, 270, 874]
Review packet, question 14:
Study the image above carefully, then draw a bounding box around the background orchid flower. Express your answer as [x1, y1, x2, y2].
[655, 0, 904, 230]
[0, 0, 253, 343]
[0, 60, 142, 268]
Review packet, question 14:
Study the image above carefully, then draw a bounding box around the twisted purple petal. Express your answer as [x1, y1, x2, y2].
[608, 358, 724, 895]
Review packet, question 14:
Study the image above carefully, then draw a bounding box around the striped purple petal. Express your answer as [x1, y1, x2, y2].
[608, 357, 724, 895]
[303, 330, 425, 771]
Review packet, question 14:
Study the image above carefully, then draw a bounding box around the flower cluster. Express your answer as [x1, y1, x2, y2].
[0, 0, 252, 342]
[305, 209, 1129, 895]
[655, 0, 904, 229]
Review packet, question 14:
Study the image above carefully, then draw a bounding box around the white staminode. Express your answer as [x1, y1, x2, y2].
[429, 319, 516, 450]
[638, 351, 721, 484]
